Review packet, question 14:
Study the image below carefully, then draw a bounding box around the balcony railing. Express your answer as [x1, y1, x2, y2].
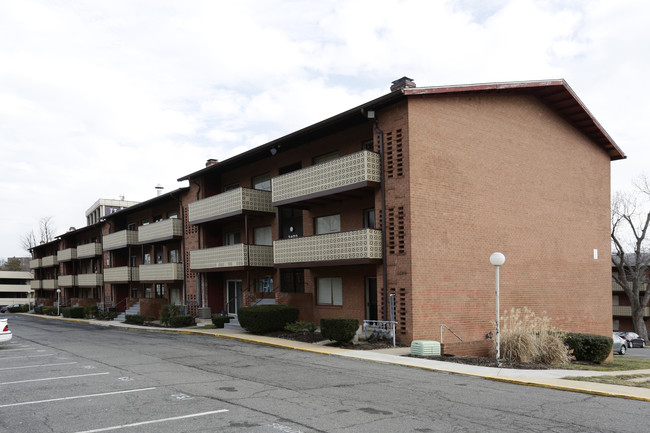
[30, 280, 42, 290]
[41, 255, 59, 267]
[58, 275, 77, 287]
[273, 229, 382, 266]
[139, 263, 184, 281]
[188, 187, 273, 225]
[139, 219, 183, 244]
[190, 244, 273, 271]
[78, 273, 103, 287]
[104, 266, 139, 283]
[612, 281, 647, 292]
[272, 150, 381, 206]
[77, 242, 102, 258]
[57, 248, 77, 262]
[30, 258, 41, 269]
[612, 305, 650, 317]
[103, 230, 138, 251]
[42, 279, 59, 290]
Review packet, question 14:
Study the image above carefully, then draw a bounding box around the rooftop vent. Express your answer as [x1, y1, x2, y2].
[206, 159, 219, 167]
[390, 76, 416, 92]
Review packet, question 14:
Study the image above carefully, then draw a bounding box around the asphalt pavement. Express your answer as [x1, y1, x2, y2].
[14, 313, 650, 402]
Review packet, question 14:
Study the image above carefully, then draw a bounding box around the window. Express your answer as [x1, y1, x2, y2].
[169, 249, 179, 263]
[313, 152, 339, 165]
[155, 283, 165, 299]
[155, 246, 163, 264]
[255, 277, 273, 292]
[141, 218, 149, 226]
[224, 183, 239, 192]
[280, 269, 304, 293]
[363, 209, 376, 229]
[279, 162, 301, 175]
[252, 173, 271, 191]
[168, 211, 178, 219]
[144, 253, 151, 265]
[130, 256, 137, 267]
[317, 277, 343, 305]
[315, 214, 340, 235]
[153, 215, 163, 223]
[254, 226, 272, 246]
[362, 139, 374, 151]
[145, 287, 152, 298]
[225, 231, 241, 245]
[127, 223, 136, 231]
[130, 287, 138, 298]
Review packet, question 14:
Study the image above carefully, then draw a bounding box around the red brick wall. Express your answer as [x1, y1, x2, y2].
[406, 93, 613, 345]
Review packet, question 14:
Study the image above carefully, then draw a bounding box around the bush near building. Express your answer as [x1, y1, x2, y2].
[238, 305, 299, 334]
[320, 318, 359, 344]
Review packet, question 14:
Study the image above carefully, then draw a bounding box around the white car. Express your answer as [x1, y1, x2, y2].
[0, 318, 12, 344]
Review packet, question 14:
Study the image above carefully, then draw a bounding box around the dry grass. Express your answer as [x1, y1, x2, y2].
[495, 307, 570, 365]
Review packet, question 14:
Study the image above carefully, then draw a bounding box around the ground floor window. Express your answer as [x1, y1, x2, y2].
[317, 277, 342, 306]
[155, 283, 165, 299]
[255, 277, 273, 292]
[130, 287, 138, 298]
[145, 287, 152, 298]
[280, 269, 304, 293]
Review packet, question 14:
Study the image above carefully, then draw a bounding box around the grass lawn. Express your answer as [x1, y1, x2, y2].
[564, 356, 650, 371]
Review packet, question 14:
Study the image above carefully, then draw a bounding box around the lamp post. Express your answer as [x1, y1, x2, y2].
[56, 288, 61, 316]
[29, 290, 34, 311]
[489, 252, 506, 362]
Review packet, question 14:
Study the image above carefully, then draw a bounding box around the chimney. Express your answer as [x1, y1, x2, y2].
[155, 184, 164, 196]
[206, 159, 218, 167]
[390, 76, 416, 92]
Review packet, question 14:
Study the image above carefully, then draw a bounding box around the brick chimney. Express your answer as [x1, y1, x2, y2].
[205, 159, 218, 167]
[390, 76, 416, 92]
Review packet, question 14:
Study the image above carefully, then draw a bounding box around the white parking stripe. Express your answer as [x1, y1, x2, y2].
[72, 410, 229, 433]
[0, 354, 53, 360]
[0, 361, 77, 371]
[0, 372, 110, 385]
[0, 387, 157, 408]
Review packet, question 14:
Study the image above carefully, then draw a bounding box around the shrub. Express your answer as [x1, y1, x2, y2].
[33, 306, 44, 315]
[285, 321, 318, 333]
[320, 317, 359, 344]
[160, 304, 181, 326]
[125, 314, 145, 325]
[238, 305, 299, 334]
[496, 307, 570, 365]
[95, 311, 117, 320]
[8, 305, 27, 313]
[84, 305, 98, 319]
[60, 306, 85, 318]
[42, 306, 57, 316]
[563, 333, 612, 363]
[211, 314, 232, 328]
[169, 315, 195, 328]
[61, 307, 72, 318]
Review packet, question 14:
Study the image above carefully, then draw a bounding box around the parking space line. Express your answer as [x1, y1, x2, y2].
[0, 387, 157, 408]
[72, 410, 229, 433]
[0, 372, 110, 385]
[0, 354, 54, 360]
[0, 361, 77, 371]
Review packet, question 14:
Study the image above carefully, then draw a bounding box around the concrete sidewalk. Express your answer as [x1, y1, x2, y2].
[21, 314, 650, 402]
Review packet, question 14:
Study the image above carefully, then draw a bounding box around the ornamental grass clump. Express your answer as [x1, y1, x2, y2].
[497, 307, 570, 365]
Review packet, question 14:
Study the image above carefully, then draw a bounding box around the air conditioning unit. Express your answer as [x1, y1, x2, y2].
[410, 340, 441, 356]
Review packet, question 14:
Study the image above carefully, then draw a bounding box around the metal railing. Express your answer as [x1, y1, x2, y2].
[363, 320, 397, 347]
[439, 324, 463, 345]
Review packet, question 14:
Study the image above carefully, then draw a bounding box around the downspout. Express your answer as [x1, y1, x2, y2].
[373, 118, 389, 321]
[192, 179, 203, 308]
[170, 190, 187, 313]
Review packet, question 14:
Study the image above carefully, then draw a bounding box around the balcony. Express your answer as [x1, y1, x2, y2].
[77, 242, 102, 258]
[188, 187, 273, 225]
[190, 245, 273, 271]
[57, 248, 77, 262]
[104, 267, 139, 283]
[58, 275, 77, 287]
[272, 150, 381, 206]
[78, 273, 103, 287]
[30, 258, 41, 269]
[139, 218, 183, 244]
[273, 229, 382, 267]
[103, 230, 138, 251]
[30, 280, 42, 290]
[41, 255, 59, 267]
[139, 263, 184, 281]
[612, 305, 650, 317]
[42, 279, 59, 290]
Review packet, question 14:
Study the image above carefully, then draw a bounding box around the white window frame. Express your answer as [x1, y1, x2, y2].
[317, 277, 343, 306]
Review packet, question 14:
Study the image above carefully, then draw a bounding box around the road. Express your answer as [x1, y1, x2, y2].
[1, 315, 648, 433]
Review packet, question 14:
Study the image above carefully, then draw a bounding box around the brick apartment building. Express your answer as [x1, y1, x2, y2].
[30, 78, 624, 355]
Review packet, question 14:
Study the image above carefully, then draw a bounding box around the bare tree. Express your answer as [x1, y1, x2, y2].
[21, 230, 38, 253]
[39, 216, 56, 243]
[611, 175, 650, 343]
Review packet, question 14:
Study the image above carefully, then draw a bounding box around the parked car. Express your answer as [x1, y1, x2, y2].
[612, 334, 626, 355]
[617, 331, 646, 348]
[0, 318, 12, 344]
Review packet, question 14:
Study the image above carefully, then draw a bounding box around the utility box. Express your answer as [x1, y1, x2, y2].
[198, 307, 212, 319]
[411, 340, 441, 356]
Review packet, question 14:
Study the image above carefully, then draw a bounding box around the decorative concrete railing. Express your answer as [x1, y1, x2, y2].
[104, 266, 139, 283]
[42, 255, 59, 267]
[58, 275, 77, 287]
[30, 258, 41, 269]
[42, 279, 59, 290]
[189, 187, 273, 224]
[190, 244, 273, 271]
[77, 242, 102, 258]
[138, 219, 183, 244]
[612, 305, 650, 317]
[272, 150, 381, 205]
[30, 280, 42, 289]
[273, 229, 382, 265]
[139, 263, 184, 281]
[77, 273, 103, 287]
[103, 230, 138, 251]
[57, 248, 77, 262]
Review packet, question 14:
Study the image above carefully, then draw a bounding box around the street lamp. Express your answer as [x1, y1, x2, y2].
[489, 252, 506, 362]
[56, 288, 61, 316]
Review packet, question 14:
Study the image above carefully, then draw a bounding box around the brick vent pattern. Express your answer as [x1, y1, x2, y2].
[387, 206, 405, 255]
[385, 129, 404, 178]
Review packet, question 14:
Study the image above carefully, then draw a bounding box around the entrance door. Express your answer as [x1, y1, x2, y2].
[170, 288, 181, 305]
[365, 277, 378, 321]
[226, 280, 242, 315]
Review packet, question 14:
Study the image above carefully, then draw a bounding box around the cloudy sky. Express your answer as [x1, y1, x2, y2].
[1, 0, 648, 259]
